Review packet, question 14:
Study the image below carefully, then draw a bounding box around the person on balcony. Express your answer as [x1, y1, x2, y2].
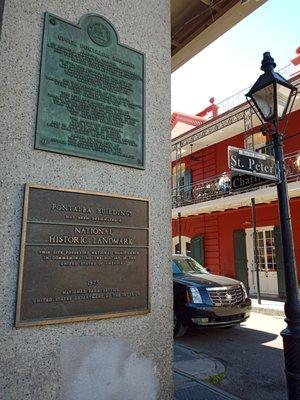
[218, 172, 230, 193]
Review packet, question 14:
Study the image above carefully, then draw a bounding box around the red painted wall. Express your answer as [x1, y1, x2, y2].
[172, 108, 300, 282]
[172, 108, 300, 184]
[172, 198, 300, 280]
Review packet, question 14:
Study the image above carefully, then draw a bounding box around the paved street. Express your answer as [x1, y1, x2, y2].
[175, 312, 287, 400]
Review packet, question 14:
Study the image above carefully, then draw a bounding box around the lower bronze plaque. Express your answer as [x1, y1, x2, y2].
[15, 184, 150, 327]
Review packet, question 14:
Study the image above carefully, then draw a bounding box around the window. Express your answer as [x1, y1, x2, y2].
[245, 131, 275, 156]
[172, 257, 208, 274]
[186, 242, 191, 257]
[296, 155, 300, 171]
[244, 132, 266, 153]
[172, 261, 182, 274]
[257, 229, 276, 272]
[172, 163, 185, 189]
[175, 240, 191, 256]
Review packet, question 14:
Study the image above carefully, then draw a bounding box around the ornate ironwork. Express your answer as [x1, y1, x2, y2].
[171, 64, 293, 152]
[172, 109, 250, 151]
[172, 151, 300, 209]
[244, 107, 253, 133]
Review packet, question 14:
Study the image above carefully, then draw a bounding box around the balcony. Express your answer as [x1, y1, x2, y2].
[215, 64, 292, 116]
[171, 65, 299, 159]
[172, 151, 300, 210]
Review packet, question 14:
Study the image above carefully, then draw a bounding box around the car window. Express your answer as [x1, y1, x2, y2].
[173, 257, 208, 274]
[172, 261, 182, 274]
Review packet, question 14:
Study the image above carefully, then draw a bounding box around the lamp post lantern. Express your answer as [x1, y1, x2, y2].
[246, 52, 300, 399]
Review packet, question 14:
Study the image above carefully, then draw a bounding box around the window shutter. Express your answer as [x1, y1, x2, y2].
[233, 229, 249, 293]
[274, 225, 286, 298]
[190, 236, 204, 266]
[183, 170, 192, 193]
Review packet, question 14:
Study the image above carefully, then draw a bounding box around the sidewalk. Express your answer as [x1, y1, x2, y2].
[174, 343, 240, 400]
[250, 297, 285, 317]
[174, 379, 239, 400]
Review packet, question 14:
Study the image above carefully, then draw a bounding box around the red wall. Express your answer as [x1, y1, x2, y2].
[175, 133, 243, 182]
[172, 108, 300, 280]
[172, 198, 300, 279]
[173, 109, 300, 184]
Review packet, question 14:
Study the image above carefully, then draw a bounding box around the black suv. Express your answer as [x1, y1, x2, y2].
[173, 254, 251, 337]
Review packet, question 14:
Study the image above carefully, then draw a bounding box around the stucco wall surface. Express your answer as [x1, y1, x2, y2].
[0, 1, 172, 399]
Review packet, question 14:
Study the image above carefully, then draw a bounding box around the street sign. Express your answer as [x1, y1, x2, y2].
[228, 146, 277, 181]
[231, 174, 267, 191]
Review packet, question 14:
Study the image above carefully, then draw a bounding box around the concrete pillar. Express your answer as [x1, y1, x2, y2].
[0, 1, 172, 399]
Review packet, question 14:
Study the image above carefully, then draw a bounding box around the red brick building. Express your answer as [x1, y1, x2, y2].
[171, 49, 300, 298]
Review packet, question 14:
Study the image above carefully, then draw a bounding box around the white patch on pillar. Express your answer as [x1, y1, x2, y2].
[59, 336, 158, 400]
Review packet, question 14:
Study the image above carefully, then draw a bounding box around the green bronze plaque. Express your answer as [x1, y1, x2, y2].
[35, 13, 145, 168]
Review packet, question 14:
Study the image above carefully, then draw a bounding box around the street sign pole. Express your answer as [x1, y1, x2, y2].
[228, 146, 276, 307]
[273, 130, 300, 398]
[178, 212, 182, 254]
[251, 198, 261, 305]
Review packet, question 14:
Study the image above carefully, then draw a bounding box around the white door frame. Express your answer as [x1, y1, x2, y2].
[245, 226, 278, 296]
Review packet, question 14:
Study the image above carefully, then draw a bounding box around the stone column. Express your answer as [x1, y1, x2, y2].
[0, 1, 172, 399]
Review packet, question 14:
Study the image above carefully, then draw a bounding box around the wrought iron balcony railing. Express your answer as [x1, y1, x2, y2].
[216, 64, 292, 116]
[172, 151, 300, 209]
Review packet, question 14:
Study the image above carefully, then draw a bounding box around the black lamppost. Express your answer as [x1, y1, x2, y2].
[246, 52, 299, 399]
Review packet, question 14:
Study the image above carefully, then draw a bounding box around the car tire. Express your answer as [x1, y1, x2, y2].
[174, 309, 187, 338]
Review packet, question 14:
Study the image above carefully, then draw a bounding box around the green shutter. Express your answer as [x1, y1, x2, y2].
[183, 170, 192, 202]
[233, 230, 249, 293]
[274, 225, 286, 298]
[190, 236, 204, 266]
[183, 170, 192, 192]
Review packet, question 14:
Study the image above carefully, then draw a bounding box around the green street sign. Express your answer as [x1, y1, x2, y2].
[228, 146, 277, 181]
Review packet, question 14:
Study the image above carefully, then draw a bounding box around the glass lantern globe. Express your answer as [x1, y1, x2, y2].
[246, 52, 297, 123]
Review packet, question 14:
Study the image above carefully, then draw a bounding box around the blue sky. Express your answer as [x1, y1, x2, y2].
[171, 0, 300, 115]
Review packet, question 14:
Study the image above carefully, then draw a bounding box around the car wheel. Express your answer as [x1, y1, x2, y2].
[174, 309, 187, 338]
